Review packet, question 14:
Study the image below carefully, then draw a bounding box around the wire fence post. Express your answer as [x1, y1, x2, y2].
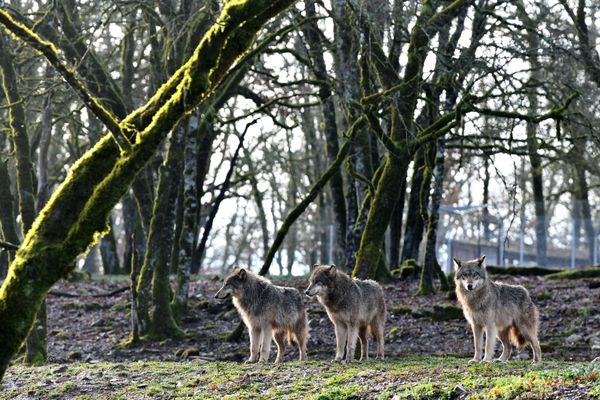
[571, 217, 576, 269]
[328, 224, 334, 265]
[446, 237, 453, 274]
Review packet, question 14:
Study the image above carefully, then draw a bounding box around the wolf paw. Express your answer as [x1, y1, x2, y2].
[467, 358, 480, 364]
[245, 358, 258, 364]
[332, 357, 343, 363]
[494, 358, 507, 363]
[481, 358, 493, 363]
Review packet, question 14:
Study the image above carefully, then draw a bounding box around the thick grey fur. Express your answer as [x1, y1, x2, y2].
[215, 267, 308, 363]
[305, 264, 386, 362]
[454, 255, 542, 363]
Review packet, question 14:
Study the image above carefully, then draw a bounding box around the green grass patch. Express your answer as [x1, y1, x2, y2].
[1, 357, 598, 399]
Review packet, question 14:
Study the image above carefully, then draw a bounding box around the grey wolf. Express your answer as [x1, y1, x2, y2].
[214, 267, 308, 363]
[305, 264, 385, 362]
[454, 255, 542, 363]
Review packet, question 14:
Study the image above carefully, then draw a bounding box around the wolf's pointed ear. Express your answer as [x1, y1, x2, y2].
[328, 264, 336, 274]
[238, 268, 247, 281]
[478, 255, 486, 268]
[453, 258, 461, 272]
[310, 264, 318, 272]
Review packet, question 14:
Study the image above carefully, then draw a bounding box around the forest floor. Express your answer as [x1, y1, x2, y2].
[0, 272, 599, 399]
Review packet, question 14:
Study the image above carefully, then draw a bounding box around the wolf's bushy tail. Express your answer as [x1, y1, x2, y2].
[509, 324, 527, 349]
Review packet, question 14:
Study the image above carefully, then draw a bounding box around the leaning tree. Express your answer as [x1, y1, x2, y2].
[0, 0, 296, 381]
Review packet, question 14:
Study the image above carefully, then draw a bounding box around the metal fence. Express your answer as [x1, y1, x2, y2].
[437, 204, 599, 273]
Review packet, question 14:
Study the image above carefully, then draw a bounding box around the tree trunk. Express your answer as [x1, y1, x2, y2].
[0, 34, 47, 366]
[0, 0, 295, 380]
[572, 129, 595, 263]
[302, 2, 347, 265]
[136, 125, 185, 339]
[352, 0, 471, 279]
[0, 160, 19, 278]
[517, 1, 547, 266]
[482, 157, 491, 241]
[173, 115, 199, 317]
[388, 177, 406, 270]
[401, 144, 435, 264]
[419, 135, 449, 294]
[258, 117, 366, 276]
[332, 0, 375, 270]
[100, 218, 121, 274]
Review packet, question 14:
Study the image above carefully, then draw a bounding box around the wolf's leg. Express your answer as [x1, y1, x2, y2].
[469, 324, 484, 364]
[247, 326, 261, 363]
[482, 325, 497, 362]
[259, 325, 272, 362]
[345, 325, 359, 363]
[334, 322, 347, 362]
[273, 330, 286, 363]
[496, 328, 512, 362]
[295, 323, 308, 361]
[373, 318, 385, 360]
[358, 326, 368, 361]
[520, 326, 542, 363]
[529, 336, 542, 363]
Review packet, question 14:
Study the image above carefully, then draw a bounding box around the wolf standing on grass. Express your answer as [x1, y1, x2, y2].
[305, 264, 386, 362]
[214, 267, 309, 363]
[454, 256, 542, 363]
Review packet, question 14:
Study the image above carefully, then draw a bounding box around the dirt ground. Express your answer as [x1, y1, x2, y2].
[36, 273, 600, 364]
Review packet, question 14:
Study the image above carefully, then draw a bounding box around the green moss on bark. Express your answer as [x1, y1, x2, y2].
[0, 0, 297, 381]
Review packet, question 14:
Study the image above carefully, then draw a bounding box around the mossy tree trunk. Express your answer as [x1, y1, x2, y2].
[136, 123, 185, 339]
[332, 0, 376, 271]
[419, 136, 448, 295]
[0, 0, 297, 381]
[352, 0, 472, 280]
[0, 159, 19, 279]
[0, 33, 48, 366]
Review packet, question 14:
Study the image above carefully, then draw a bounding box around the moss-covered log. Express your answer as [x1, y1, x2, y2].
[0, 0, 296, 381]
